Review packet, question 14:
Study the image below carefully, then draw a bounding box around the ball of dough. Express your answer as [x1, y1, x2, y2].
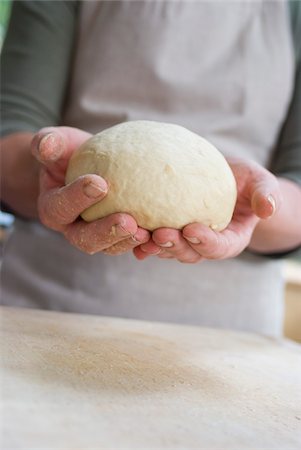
[65, 121, 237, 231]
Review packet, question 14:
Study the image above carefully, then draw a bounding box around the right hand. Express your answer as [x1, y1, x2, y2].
[32, 126, 150, 255]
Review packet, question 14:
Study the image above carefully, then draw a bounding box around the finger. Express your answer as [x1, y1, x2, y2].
[139, 229, 179, 255]
[247, 165, 281, 219]
[152, 228, 202, 263]
[63, 213, 138, 254]
[31, 126, 91, 174]
[251, 190, 279, 219]
[38, 174, 108, 227]
[103, 227, 150, 255]
[132, 227, 151, 245]
[133, 246, 153, 260]
[183, 221, 253, 260]
[139, 240, 162, 255]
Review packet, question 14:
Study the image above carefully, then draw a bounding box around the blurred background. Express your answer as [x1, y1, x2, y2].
[0, 0, 14, 252]
[0, 0, 10, 47]
[0, 1, 300, 342]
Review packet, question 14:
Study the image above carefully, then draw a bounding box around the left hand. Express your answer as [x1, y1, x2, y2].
[133, 157, 282, 263]
[32, 127, 150, 255]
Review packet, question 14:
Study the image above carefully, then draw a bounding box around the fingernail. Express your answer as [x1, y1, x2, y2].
[32, 133, 52, 159]
[39, 132, 54, 148]
[184, 236, 201, 244]
[38, 133, 62, 161]
[159, 241, 173, 248]
[131, 232, 142, 243]
[153, 249, 162, 255]
[267, 195, 276, 214]
[83, 181, 107, 198]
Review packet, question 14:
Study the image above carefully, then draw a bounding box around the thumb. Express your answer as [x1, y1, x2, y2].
[250, 171, 282, 219]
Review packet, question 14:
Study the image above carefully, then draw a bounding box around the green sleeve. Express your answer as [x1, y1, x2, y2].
[0, 0, 78, 136]
[269, 1, 301, 187]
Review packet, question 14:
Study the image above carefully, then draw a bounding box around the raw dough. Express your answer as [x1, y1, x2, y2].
[65, 120, 237, 231]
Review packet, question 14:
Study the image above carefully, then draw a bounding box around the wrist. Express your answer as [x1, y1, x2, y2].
[1, 132, 40, 219]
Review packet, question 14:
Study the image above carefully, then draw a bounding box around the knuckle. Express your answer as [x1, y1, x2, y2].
[199, 233, 223, 257]
[102, 224, 127, 245]
[39, 191, 76, 226]
[55, 188, 81, 221]
[64, 220, 134, 255]
[66, 235, 97, 255]
[109, 212, 127, 227]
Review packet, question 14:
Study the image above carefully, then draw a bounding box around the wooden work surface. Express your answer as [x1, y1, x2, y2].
[1, 306, 301, 449]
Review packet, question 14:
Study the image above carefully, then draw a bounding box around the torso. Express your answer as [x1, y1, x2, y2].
[2, 0, 295, 336]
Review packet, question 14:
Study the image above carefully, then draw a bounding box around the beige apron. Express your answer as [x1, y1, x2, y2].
[1, 0, 294, 337]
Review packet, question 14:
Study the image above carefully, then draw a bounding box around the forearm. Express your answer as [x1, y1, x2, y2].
[0, 1, 78, 220]
[0, 132, 39, 219]
[248, 178, 301, 254]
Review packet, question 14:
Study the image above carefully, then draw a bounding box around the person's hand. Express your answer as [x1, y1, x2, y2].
[32, 126, 150, 255]
[133, 157, 281, 263]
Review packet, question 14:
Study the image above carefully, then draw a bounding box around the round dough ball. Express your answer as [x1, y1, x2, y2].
[65, 120, 237, 231]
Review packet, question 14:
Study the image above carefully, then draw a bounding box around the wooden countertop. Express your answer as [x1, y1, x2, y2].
[1, 306, 301, 449]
